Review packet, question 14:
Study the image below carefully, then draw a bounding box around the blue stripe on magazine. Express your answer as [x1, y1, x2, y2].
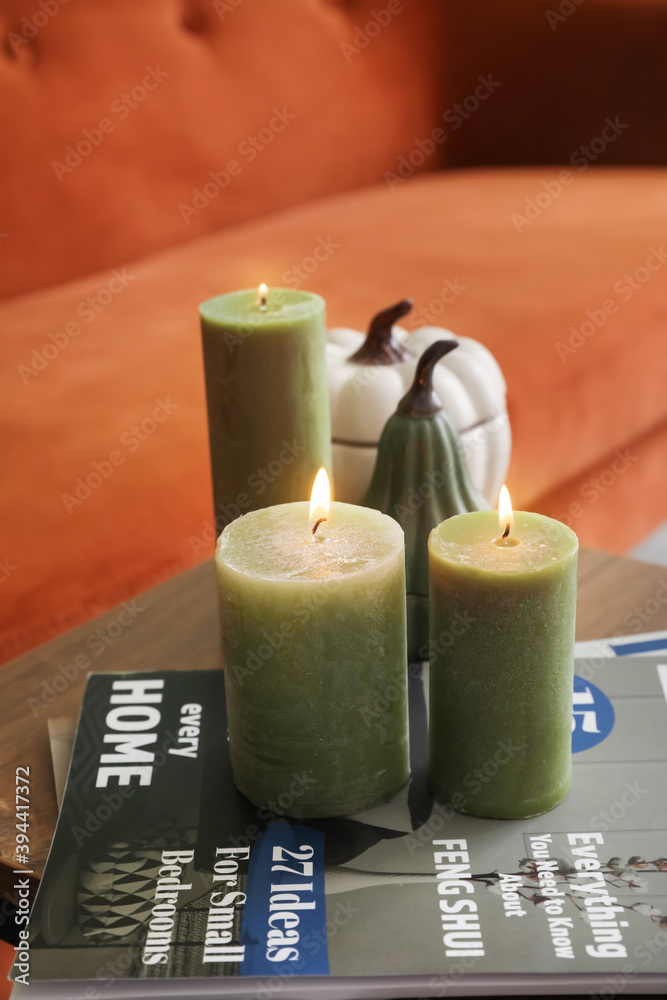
[239, 822, 329, 977]
[610, 637, 667, 655]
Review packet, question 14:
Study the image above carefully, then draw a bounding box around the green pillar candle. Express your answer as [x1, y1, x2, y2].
[215, 494, 410, 818]
[428, 502, 578, 819]
[200, 286, 332, 530]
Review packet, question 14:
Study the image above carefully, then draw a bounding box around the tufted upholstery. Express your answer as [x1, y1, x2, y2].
[0, 0, 445, 300]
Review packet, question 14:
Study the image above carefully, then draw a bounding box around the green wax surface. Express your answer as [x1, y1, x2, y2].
[428, 509, 578, 819]
[200, 288, 332, 528]
[216, 501, 410, 818]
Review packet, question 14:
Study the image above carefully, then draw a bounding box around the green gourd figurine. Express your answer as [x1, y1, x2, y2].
[363, 340, 490, 662]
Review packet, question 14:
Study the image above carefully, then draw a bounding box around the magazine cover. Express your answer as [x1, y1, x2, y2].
[13, 653, 667, 997]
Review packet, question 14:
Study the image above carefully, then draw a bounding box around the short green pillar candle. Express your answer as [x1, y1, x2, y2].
[428, 503, 578, 819]
[200, 286, 332, 529]
[215, 496, 410, 818]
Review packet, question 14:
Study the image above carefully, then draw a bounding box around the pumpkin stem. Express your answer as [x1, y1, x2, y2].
[398, 340, 459, 416]
[348, 299, 413, 365]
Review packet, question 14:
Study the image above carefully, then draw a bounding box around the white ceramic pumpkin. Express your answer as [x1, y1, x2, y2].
[326, 300, 511, 504]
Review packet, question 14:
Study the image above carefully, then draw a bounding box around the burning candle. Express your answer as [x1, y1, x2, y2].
[215, 470, 410, 818]
[200, 286, 332, 532]
[427, 489, 578, 819]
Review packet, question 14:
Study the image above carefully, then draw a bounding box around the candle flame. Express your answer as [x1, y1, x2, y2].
[498, 485, 513, 537]
[310, 468, 330, 530]
[258, 283, 268, 309]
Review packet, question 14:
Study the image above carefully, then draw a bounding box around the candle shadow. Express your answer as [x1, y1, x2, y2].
[305, 660, 434, 867]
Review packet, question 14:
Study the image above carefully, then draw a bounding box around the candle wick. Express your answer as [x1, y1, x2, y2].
[312, 517, 327, 536]
[502, 522, 511, 540]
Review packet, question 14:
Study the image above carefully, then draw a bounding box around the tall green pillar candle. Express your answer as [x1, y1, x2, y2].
[215, 495, 410, 818]
[428, 501, 578, 819]
[200, 286, 332, 530]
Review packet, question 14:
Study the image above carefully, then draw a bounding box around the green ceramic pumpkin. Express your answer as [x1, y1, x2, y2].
[362, 340, 490, 661]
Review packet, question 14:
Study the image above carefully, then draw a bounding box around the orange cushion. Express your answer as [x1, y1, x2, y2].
[0, 0, 445, 300]
[537, 419, 667, 554]
[1, 167, 666, 662]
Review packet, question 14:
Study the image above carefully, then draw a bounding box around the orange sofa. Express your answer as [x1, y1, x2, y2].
[1, 0, 667, 664]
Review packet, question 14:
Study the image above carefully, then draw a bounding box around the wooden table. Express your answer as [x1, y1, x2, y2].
[2, 547, 667, 912]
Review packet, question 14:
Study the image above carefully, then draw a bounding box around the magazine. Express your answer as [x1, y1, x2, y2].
[575, 627, 667, 659]
[11, 651, 667, 997]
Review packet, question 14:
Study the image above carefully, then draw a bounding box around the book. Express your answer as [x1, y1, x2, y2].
[12, 651, 667, 998]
